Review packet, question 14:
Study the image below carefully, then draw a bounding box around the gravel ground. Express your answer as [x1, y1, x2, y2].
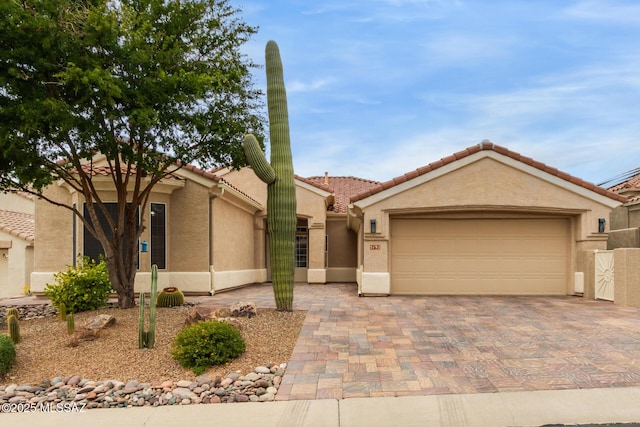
[2, 306, 306, 386]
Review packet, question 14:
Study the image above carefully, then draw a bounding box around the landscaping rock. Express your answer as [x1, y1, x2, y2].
[0, 366, 289, 408]
[230, 301, 257, 318]
[84, 314, 116, 330]
[184, 307, 222, 325]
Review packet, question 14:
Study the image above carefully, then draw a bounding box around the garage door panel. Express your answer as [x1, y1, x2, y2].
[391, 218, 569, 295]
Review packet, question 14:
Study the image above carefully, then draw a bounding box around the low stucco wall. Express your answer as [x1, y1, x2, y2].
[614, 248, 640, 307]
[608, 228, 640, 249]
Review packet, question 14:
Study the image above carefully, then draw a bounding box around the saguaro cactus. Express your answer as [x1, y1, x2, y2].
[243, 40, 297, 311]
[138, 265, 158, 348]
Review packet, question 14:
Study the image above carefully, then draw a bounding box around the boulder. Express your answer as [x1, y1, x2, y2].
[84, 314, 116, 330]
[229, 301, 257, 318]
[184, 307, 224, 326]
[184, 307, 241, 329]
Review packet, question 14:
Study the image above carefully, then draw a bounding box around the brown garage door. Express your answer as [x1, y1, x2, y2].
[391, 218, 569, 295]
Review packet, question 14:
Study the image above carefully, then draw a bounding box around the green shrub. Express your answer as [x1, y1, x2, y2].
[172, 321, 246, 375]
[0, 334, 16, 376]
[44, 256, 113, 313]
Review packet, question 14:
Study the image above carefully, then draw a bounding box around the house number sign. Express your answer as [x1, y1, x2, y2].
[369, 244, 381, 250]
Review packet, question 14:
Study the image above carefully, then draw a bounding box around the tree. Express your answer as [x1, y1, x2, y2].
[0, 0, 264, 308]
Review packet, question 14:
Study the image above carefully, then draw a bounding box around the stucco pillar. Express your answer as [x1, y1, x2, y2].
[307, 223, 326, 284]
[360, 237, 390, 295]
[614, 248, 640, 307]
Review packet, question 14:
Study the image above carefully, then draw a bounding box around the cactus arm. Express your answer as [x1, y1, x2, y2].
[243, 134, 276, 184]
[147, 264, 158, 349]
[138, 291, 146, 349]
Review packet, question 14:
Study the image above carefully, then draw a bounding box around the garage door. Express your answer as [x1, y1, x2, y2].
[391, 218, 569, 295]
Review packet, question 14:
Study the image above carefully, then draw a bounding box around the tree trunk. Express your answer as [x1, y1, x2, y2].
[105, 255, 137, 309]
[103, 228, 138, 309]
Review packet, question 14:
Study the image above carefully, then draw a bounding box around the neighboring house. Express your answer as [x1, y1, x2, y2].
[30, 142, 626, 299]
[608, 168, 640, 245]
[0, 192, 35, 298]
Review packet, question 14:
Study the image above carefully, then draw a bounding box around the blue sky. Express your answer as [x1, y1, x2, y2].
[236, 0, 640, 186]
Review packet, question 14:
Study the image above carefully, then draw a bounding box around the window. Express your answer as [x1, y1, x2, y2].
[295, 225, 308, 268]
[150, 203, 166, 269]
[83, 203, 139, 266]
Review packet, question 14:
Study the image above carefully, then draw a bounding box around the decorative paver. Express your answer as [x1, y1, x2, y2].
[197, 283, 640, 401]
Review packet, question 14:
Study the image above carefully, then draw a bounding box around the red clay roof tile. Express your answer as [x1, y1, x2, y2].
[303, 176, 382, 213]
[0, 210, 34, 242]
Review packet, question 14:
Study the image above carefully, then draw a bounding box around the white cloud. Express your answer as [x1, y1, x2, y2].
[563, 0, 640, 24]
[288, 78, 334, 93]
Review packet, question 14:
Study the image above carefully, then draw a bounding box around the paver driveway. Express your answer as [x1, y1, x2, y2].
[198, 283, 640, 401]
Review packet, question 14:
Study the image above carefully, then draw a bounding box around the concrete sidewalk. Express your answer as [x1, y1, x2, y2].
[3, 387, 640, 426]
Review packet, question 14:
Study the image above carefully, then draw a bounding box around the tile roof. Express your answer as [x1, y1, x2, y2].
[303, 175, 382, 213]
[607, 169, 640, 204]
[183, 164, 262, 207]
[607, 170, 640, 193]
[350, 142, 628, 204]
[0, 209, 35, 242]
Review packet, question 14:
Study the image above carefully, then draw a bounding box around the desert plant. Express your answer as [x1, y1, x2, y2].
[58, 302, 67, 321]
[67, 313, 75, 335]
[7, 314, 19, 344]
[156, 287, 185, 308]
[172, 320, 246, 375]
[243, 40, 297, 311]
[44, 256, 112, 313]
[6, 307, 19, 320]
[138, 265, 158, 349]
[0, 334, 16, 375]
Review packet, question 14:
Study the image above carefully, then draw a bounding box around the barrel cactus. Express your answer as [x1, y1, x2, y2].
[157, 287, 185, 308]
[243, 40, 297, 312]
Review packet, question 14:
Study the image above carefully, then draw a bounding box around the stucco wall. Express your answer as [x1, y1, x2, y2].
[169, 180, 209, 272]
[0, 192, 34, 214]
[0, 235, 33, 298]
[608, 228, 640, 249]
[34, 185, 74, 272]
[610, 206, 629, 230]
[614, 248, 640, 307]
[327, 217, 357, 268]
[363, 159, 615, 237]
[212, 197, 255, 271]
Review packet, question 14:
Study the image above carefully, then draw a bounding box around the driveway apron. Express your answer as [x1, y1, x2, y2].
[198, 283, 640, 401]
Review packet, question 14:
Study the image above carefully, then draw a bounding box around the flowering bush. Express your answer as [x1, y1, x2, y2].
[44, 256, 113, 313]
[172, 320, 246, 375]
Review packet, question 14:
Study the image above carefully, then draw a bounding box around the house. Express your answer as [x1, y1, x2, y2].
[607, 168, 640, 248]
[0, 192, 35, 298]
[28, 142, 625, 299]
